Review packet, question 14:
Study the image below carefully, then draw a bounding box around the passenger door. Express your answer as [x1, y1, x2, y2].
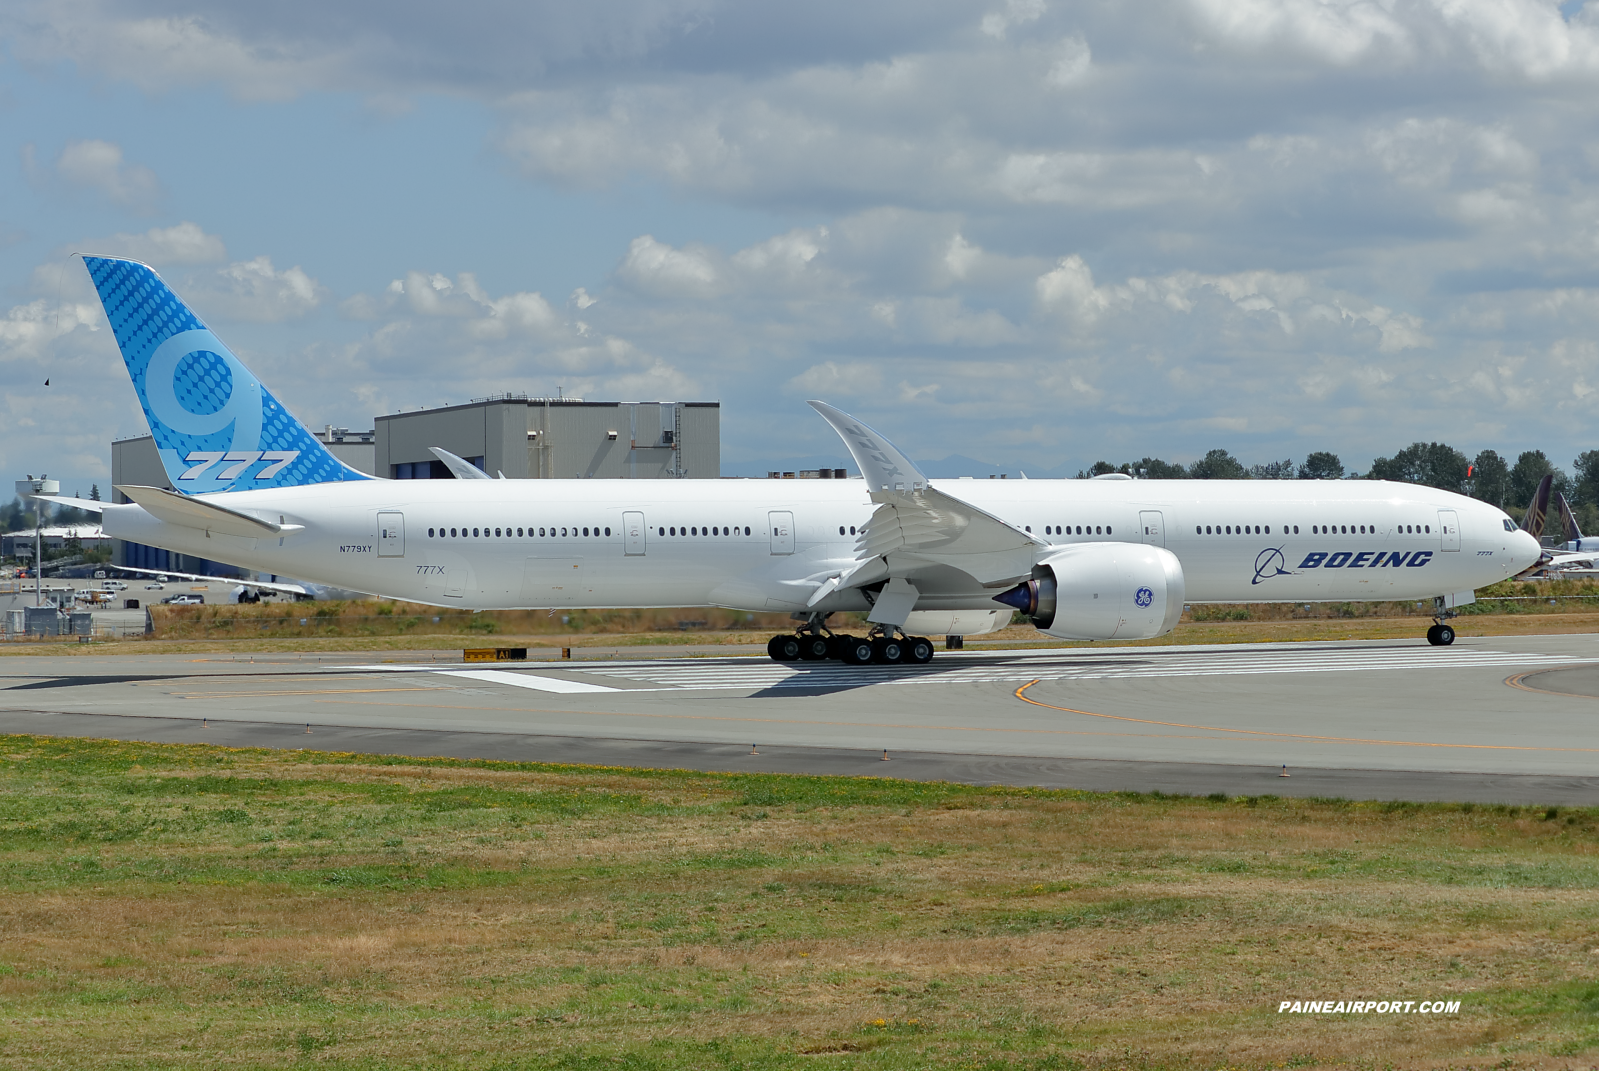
[768, 511, 794, 555]
[623, 511, 646, 556]
[1138, 510, 1166, 548]
[1437, 510, 1461, 552]
[377, 512, 404, 557]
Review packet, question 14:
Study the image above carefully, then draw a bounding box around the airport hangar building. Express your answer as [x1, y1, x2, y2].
[110, 395, 723, 575]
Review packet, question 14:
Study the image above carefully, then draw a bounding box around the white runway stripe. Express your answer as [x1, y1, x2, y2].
[439, 669, 619, 693]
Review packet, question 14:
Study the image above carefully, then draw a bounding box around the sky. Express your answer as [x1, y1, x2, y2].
[5, 0, 1599, 493]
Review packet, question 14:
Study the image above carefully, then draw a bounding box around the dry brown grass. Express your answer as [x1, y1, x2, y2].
[0, 739, 1596, 1068]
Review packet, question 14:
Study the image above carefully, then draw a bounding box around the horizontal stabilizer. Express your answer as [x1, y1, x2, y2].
[115, 563, 306, 595]
[24, 494, 104, 513]
[115, 484, 304, 538]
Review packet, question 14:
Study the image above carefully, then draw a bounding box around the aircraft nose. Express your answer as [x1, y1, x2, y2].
[1512, 528, 1542, 570]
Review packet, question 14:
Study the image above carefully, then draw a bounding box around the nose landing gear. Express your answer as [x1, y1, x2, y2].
[1426, 596, 1458, 646]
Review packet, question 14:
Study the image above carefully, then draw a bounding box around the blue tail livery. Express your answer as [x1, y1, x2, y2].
[84, 255, 371, 494]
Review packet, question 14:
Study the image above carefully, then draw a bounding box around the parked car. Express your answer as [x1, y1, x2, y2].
[161, 594, 204, 605]
[144, 583, 164, 590]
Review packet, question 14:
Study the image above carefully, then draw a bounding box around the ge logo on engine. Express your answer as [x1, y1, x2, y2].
[1134, 586, 1154, 608]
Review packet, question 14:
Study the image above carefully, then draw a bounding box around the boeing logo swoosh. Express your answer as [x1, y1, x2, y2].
[1252, 546, 1294, 585]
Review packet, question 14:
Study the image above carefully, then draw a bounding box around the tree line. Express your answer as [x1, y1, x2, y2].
[1, 486, 102, 534]
[1081, 446, 1599, 532]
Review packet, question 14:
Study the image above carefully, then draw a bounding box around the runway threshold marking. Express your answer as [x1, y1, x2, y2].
[1013, 679, 1599, 753]
[439, 670, 618, 694]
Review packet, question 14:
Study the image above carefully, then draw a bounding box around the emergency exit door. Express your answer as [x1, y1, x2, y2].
[1437, 510, 1460, 551]
[1138, 510, 1166, 548]
[377, 512, 404, 557]
[623, 511, 646, 556]
[769, 511, 794, 555]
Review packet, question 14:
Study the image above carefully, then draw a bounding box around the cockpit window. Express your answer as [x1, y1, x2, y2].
[1503, 518, 1516, 532]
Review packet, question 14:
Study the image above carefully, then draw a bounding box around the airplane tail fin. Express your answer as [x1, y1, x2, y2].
[83, 256, 371, 494]
[1557, 492, 1583, 542]
[1520, 473, 1553, 541]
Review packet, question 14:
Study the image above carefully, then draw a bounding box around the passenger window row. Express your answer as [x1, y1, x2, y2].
[1306, 523, 1431, 535]
[658, 526, 752, 536]
[1040, 524, 1113, 536]
[426, 526, 611, 538]
[1192, 523, 1433, 536]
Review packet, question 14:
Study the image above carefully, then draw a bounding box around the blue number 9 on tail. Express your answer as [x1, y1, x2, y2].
[84, 255, 371, 495]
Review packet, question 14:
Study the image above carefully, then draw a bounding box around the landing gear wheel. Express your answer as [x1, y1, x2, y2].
[871, 636, 904, 664]
[905, 636, 935, 664]
[1434, 623, 1455, 646]
[1425, 624, 1440, 645]
[797, 634, 831, 661]
[838, 636, 875, 665]
[768, 635, 802, 661]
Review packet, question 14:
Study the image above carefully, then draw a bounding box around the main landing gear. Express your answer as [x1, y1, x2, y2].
[767, 614, 935, 666]
[1426, 596, 1457, 646]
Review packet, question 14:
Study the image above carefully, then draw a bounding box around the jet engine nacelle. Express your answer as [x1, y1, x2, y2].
[994, 543, 1185, 641]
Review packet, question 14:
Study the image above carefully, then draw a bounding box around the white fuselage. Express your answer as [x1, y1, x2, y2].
[103, 477, 1540, 617]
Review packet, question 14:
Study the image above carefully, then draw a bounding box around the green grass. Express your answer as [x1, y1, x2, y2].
[0, 736, 1596, 1069]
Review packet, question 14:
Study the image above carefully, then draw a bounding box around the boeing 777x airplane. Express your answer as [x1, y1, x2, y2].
[36, 257, 1542, 663]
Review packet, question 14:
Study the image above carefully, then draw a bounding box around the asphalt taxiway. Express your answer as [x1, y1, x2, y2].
[1, 634, 1597, 804]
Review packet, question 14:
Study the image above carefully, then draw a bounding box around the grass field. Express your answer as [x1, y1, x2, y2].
[1, 737, 1596, 1069]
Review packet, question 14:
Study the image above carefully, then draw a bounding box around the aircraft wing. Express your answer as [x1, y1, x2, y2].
[806, 401, 1043, 600]
[1539, 551, 1597, 569]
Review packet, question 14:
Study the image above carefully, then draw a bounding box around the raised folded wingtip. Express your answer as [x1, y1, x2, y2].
[428, 446, 494, 480]
[805, 400, 928, 494]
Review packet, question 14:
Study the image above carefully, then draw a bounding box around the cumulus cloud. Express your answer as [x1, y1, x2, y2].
[13, 0, 1599, 472]
[343, 271, 561, 340]
[0, 0, 722, 99]
[784, 360, 885, 397]
[87, 221, 228, 265]
[617, 236, 722, 298]
[187, 256, 325, 322]
[981, 0, 1044, 40]
[51, 139, 162, 211]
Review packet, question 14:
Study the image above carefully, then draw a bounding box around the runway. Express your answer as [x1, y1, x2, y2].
[1, 633, 1597, 804]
